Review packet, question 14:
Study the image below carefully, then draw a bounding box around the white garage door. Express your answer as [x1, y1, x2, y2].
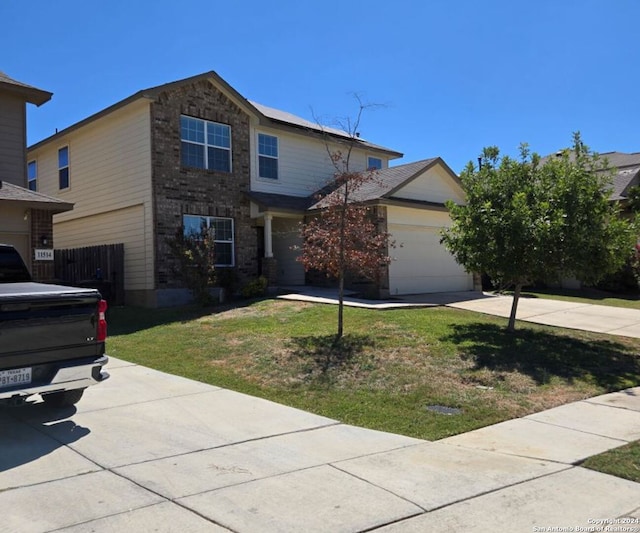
[388, 224, 472, 295]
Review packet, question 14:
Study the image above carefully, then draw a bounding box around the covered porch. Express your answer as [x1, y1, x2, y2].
[248, 191, 310, 288]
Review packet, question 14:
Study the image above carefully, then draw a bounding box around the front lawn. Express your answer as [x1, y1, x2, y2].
[511, 287, 640, 310]
[107, 300, 640, 441]
[582, 440, 640, 483]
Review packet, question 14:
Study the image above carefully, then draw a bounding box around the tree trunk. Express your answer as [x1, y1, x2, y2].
[337, 271, 344, 340]
[507, 283, 522, 332]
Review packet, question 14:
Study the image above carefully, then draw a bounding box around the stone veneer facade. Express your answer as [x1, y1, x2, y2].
[150, 80, 259, 303]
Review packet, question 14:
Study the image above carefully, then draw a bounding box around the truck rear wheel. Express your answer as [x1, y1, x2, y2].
[42, 389, 85, 407]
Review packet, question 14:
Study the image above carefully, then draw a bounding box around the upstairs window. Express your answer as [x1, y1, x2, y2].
[258, 133, 278, 180]
[367, 156, 382, 170]
[180, 116, 231, 172]
[183, 214, 235, 267]
[58, 147, 69, 189]
[27, 160, 37, 191]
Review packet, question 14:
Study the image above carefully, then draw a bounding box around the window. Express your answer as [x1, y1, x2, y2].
[27, 160, 37, 191]
[258, 133, 278, 179]
[58, 147, 69, 189]
[367, 156, 382, 170]
[180, 116, 231, 172]
[183, 215, 235, 266]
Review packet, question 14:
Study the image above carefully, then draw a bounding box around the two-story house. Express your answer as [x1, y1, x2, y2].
[27, 71, 472, 307]
[0, 71, 72, 280]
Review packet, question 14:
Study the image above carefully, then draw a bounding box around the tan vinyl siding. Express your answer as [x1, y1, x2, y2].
[391, 164, 464, 205]
[0, 204, 31, 270]
[31, 99, 152, 219]
[54, 204, 150, 291]
[0, 93, 26, 186]
[251, 127, 384, 197]
[27, 99, 154, 291]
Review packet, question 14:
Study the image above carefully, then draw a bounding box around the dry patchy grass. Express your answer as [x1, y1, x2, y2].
[108, 300, 640, 440]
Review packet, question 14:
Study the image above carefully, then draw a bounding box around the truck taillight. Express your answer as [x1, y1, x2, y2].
[97, 299, 108, 341]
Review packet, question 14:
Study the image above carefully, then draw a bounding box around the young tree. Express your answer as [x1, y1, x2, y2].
[297, 101, 393, 340]
[441, 134, 637, 332]
[166, 225, 216, 306]
[298, 163, 393, 339]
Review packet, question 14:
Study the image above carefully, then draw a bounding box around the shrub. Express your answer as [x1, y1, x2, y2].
[241, 276, 268, 298]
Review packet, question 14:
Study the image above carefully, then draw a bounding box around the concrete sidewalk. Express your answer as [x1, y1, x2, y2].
[1, 357, 639, 532]
[279, 287, 640, 338]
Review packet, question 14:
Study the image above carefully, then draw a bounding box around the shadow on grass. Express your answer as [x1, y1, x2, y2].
[289, 334, 375, 374]
[445, 323, 640, 391]
[108, 299, 267, 336]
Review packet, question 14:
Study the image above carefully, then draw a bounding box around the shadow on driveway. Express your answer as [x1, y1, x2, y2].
[0, 403, 90, 473]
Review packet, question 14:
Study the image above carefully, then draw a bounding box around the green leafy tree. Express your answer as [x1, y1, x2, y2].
[442, 134, 637, 331]
[166, 225, 216, 306]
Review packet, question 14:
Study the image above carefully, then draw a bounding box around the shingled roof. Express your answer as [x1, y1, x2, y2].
[542, 150, 640, 201]
[0, 71, 52, 106]
[28, 71, 402, 157]
[599, 152, 640, 201]
[309, 158, 454, 209]
[0, 181, 73, 213]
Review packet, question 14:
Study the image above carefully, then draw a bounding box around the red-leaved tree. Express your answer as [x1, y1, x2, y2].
[298, 151, 394, 340]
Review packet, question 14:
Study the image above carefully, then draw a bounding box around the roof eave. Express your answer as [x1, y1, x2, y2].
[0, 198, 74, 214]
[0, 82, 52, 107]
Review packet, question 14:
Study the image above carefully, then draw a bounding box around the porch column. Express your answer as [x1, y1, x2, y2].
[264, 214, 273, 258]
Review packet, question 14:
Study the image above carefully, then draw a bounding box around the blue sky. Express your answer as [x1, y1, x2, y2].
[3, 0, 639, 172]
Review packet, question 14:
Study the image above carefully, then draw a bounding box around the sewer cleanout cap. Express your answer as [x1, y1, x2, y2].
[425, 405, 463, 415]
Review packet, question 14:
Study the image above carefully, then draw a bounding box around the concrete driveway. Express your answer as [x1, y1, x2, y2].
[1, 356, 640, 532]
[280, 288, 640, 338]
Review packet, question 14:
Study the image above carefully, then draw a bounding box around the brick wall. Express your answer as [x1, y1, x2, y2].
[30, 209, 54, 281]
[150, 79, 259, 291]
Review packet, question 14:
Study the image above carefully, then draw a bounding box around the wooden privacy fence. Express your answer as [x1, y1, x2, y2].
[54, 244, 125, 306]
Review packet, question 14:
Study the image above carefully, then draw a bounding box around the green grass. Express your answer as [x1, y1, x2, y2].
[582, 441, 640, 483]
[512, 287, 640, 310]
[106, 299, 640, 441]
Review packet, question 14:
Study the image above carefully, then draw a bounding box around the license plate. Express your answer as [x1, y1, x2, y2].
[0, 367, 32, 388]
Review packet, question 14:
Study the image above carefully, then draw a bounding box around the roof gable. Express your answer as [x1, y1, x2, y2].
[308, 157, 462, 209]
[388, 159, 464, 205]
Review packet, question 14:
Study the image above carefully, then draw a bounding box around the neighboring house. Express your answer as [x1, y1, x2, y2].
[543, 150, 640, 204]
[27, 71, 472, 307]
[598, 152, 640, 205]
[0, 71, 73, 280]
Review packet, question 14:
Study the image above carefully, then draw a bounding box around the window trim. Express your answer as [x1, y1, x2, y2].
[27, 160, 37, 191]
[182, 214, 235, 267]
[257, 132, 279, 180]
[58, 146, 70, 190]
[367, 156, 383, 171]
[180, 115, 232, 173]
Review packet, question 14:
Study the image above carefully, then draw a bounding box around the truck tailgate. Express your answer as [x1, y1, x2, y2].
[0, 282, 104, 370]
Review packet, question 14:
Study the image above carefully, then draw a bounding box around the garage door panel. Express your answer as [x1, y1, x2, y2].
[388, 224, 471, 295]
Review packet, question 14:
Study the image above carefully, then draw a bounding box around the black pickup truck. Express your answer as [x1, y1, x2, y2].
[0, 244, 109, 407]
